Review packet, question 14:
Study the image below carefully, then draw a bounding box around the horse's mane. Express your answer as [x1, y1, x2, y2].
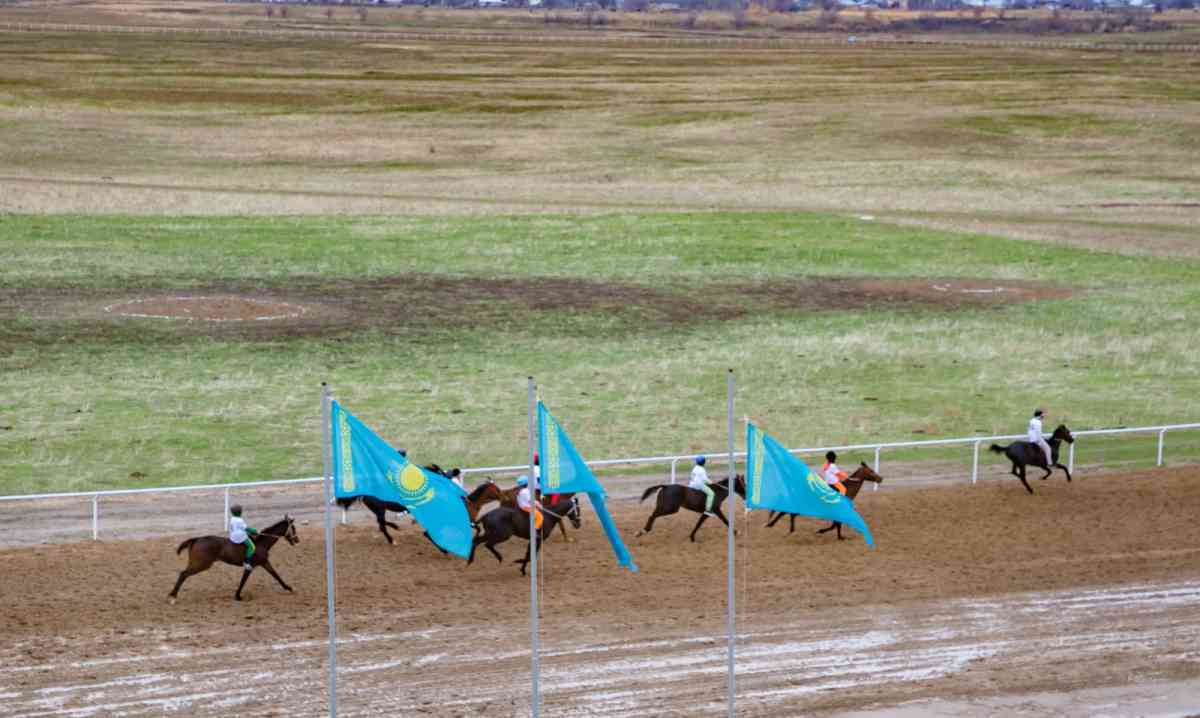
[260, 516, 291, 535]
[466, 482, 493, 502]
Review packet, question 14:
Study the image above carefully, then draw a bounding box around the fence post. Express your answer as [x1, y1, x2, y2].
[92, 496, 99, 541]
[873, 447, 881, 491]
[972, 441, 981, 485]
[1157, 429, 1166, 466]
[1068, 441, 1076, 474]
[670, 457, 680, 484]
[224, 487, 230, 531]
[341, 508, 348, 525]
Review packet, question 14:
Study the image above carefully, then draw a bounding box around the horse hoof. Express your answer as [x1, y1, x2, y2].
[635, 531, 644, 538]
[168, 597, 176, 606]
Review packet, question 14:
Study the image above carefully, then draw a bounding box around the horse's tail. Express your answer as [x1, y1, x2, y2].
[640, 485, 666, 503]
[989, 443, 1008, 454]
[176, 537, 198, 555]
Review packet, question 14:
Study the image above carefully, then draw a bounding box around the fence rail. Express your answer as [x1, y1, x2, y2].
[2, 421, 1197, 541]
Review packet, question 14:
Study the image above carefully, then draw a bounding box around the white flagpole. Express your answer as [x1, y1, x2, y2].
[527, 376, 540, 718]
[320, 382, 338, 718]
[725, 369, 736, 718]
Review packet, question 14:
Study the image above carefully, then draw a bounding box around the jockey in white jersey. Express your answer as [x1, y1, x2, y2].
[690, 456, 717, 517]
[1028, 409, 1053, 466]
[821, 451, 849, 496]
[228, 504, 258, 570]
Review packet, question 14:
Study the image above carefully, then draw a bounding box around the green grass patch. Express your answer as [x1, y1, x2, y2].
[2, 212, 1199, 495]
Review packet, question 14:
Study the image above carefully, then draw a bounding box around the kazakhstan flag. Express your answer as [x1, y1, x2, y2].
[746, 422, 874, 546]
[537, 401, 638, 572]
[331, 401, 473, 558]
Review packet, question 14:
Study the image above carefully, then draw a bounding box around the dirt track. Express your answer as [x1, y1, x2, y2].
[2, 467, 1200, 716]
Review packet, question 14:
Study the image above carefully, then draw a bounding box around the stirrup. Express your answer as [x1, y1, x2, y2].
[704, 511, 717, 517]
[242, 562, 252, 570]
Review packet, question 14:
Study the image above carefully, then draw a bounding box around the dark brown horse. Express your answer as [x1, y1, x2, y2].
[169, 515, 298, 603]
[765, 462, 883, 540]
[990, 424, 1075, 494]
[635, 475, 746, 542]
[468, 495, 581, 576]
[497, 485, 576, 542]
[337, 474, 500, 544]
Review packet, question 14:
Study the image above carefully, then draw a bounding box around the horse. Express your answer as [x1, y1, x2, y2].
[497, 485, 576, 542]
[765, 462, 883, 540]
[336, 467, 495, 545]
[635, 475, 747, 542]
[169, 515, 299, 603]
[467, 495, 581, 576]
[990, 424, 1075, 494]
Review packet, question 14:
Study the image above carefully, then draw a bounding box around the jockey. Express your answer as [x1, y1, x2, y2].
[822, 451, 849, 496]
[690, 456, 717, 517]
[229, 504, 258, 570]
[516, 475, 543, 530]
[448, 467, 464, 491]
[1028, 409, 1053, 466]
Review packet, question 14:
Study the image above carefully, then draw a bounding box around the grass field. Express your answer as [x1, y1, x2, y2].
[0, 6, 1198, 495]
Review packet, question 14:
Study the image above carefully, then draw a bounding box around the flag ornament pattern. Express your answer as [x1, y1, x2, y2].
[537, 401, 638, 573]
[331, 401, 473, 558]
[746, 422, 874, 546]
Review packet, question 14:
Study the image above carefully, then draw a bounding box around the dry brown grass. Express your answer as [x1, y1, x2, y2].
[0, 1, 1198, 256]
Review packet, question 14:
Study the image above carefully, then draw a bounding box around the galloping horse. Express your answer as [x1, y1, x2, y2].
[337, 470, 499, 544]
[497, 485, 576, 542]
[468, 495, 581, 576]
[990, 424, 1075, 494]
[169, 515, 299, 603]
[765, 462, 883, 540]
[636, 475, 746, 542]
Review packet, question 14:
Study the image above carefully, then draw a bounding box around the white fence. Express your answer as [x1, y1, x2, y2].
[1, 421, 1197, 541]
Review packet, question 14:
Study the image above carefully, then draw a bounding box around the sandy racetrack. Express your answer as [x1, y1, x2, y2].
[2, 468, 1200, 716]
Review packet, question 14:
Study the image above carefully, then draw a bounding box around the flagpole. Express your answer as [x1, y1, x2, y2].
[725, 369, 736, 718]
[320, 382, 338, 718]
[527, 376, 540, 718]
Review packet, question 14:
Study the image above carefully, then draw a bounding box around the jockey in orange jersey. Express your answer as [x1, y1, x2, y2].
[516, 475, 543, 530]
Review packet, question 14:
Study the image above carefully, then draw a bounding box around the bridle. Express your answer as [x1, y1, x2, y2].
[256, 520, 298, 545]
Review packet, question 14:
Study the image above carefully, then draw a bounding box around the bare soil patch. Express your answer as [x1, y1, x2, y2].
[6, 276, 1073, 344]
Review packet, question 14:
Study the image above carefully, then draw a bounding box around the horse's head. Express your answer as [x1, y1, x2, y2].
[1051, 424, 1075, 444]
[283, 515, 300, 546]
[565, 496, 582, 529]
[715, 474, 747, 498]
[851, 462, 883, 484]
[467, 480, 502, 504]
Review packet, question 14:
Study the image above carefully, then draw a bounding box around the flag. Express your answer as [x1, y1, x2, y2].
[537, 401, 638, 572]
[745, 422, 874, 546]
[331, 401, 473, 559]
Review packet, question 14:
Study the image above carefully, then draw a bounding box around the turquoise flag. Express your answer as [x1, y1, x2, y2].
[331, 401, 473, 559]
[537, 401, 638, 573]
[746, 422, 874, 546]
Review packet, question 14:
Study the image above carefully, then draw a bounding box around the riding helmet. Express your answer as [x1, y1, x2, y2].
[516, 475, 529, 487]
[695, 455, 706, 466]
[825, 450, 837, 462]
[230, 504, 243, 516]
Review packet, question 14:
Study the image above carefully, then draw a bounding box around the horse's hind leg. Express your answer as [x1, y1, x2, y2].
[689, 514, 709, 542]
[817, 522, 836, 534]
[261, 560, 293, 593]
[1018, 465, 1034, 495]
[168, 569, 198, 602]
[637, 510, 662, 537]
[789, 515, 796, 534]
[766, 511, 784, 528]
[486, 542, 503, 563]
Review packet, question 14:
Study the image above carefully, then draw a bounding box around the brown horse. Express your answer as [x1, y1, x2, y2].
[169, 515, 299, 603]
[498, 485, 576, 542]
[635, 475, 746, 542]
[765, 462, 883, 540]
[990, 424, 1075, 494]
[468, 495, 581, 576]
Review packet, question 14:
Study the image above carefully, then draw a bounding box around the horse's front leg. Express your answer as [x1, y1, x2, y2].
[558, 519, 572, 543]
[789, 514, 797, 534]
[816, 522, 836, 534]
[1055, 463, 1072, 482]
[836, 523, 845, 541]
[234, 567, 253, 601]
[261, 560, 293, 593]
